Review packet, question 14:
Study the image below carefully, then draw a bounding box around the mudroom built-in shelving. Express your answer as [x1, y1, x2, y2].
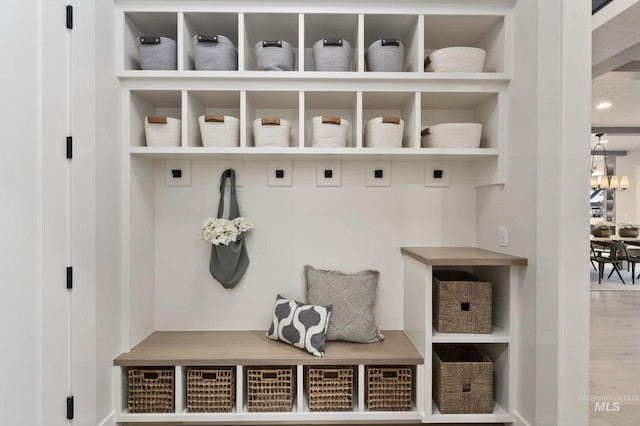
[113, 1, 526, 424]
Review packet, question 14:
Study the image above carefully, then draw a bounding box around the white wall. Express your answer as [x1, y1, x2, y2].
[475, 0, 590, 424]
[95, 0, 122, 424]
[475, 1, 538, 423]
[0, 1, 40, 424]
[151, 160, 478, 332]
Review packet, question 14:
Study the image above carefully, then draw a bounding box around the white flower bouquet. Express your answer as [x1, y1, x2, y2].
[199, 216, 254, 246]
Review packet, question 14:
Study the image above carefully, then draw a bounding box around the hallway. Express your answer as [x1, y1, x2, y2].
[590, 291, 640, 425]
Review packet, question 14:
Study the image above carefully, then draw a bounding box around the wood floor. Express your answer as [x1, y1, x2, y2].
[591, 290, 640, 425]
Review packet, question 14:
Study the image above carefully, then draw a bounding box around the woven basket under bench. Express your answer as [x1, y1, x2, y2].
[305, 365, 355, 411]
[365, 365, 413, 411]
[186, 367, 235, 413]
[127, 367, 175, 413]
[246, 366, 296, 412]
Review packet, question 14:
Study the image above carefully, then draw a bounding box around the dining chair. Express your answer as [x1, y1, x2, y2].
[591, 241, 627, 284]
[619, 243, 640, 284]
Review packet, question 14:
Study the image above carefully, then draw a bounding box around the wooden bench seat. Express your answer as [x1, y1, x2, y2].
[114, 330, 423, 367]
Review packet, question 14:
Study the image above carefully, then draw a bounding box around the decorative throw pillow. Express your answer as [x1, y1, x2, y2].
[266, 295, 332, 357]
[305, 265, 384, 343]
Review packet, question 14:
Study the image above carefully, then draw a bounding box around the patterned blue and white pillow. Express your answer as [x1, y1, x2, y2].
[266, 295, 332, 357]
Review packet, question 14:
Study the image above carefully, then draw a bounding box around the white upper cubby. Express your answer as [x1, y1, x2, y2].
[183, 13, 240, 71]
[186, 91, 241, 147]
[122, 12, 178, 71]
[303, 14, 360, 72]
[245, 91, 301, 148]
[420, 91, 501, 149]
[129, 90, 182, 147]
[362, 92, 418, 148]
[303, 91, 357, 147]
[423, 14, 507, 74]
[243, 13, 300, 72]
[363, 14, 421, 73]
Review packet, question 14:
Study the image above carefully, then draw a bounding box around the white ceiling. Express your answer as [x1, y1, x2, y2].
[592, 1, 640, 152]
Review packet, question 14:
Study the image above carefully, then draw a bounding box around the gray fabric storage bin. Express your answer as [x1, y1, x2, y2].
[255, 40, 296, 71]
[136, 36, 177, 70]
[365, 39, 404, 72]
[192, 35, 238, 71]
[312, 38, 352, 71]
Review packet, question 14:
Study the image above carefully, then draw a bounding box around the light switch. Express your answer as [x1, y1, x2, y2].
[268, 161, 292, 186]
[316, 161, 341, 187]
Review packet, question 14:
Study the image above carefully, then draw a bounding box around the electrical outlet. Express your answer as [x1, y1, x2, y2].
[165, 160, 192, 187]
[499, 227, 508, 247]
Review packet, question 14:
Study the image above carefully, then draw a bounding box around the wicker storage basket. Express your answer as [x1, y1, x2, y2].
[312, 38, 352, 71]
[135, 36, 177, 70]
[365, 39, 404, 72]
[253, 117, 291, 147]
[186, 367, 235, 413]
[255, 40, 296, 71]
[433, 344, 493, 414]
[305, 366, 355, 411]
[424, 47, 486, 73]
[127, 367, 175, 413]
[192, 34, 238, 71]
[198, 115, 240, 147]
[364, 116, 404, 148]
[421, 123, 482, 149]
[144, 116, 181, 147]
[311, 116, 350, 147]
[432, 270, 492, 334]
[246, 366, 296, 412]
[365, 366, 412, 411]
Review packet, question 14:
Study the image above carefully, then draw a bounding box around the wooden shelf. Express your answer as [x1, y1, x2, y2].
[428, 400, 512, 423]
[432, 327, 510, 344]
[401, 246, 528, 266]
[114, 330, 423, 367]
[129, 146, 499, 160]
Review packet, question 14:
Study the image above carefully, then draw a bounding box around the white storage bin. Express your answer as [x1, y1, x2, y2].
[255, 40, 296, 71]
[253, 118, 291, 147]
[365, 39, 403, 72]
[312, 39, 352, 71]
[311, 116, 350, 148]
[421, 123, 483, 148]
[198, 115, 240, 147]
[424, 47, 486, 73]
[192, 35, 238, 71]
[144, 116, 181, 147]
[135, 36, 177, 70]
[364, 116, 404, 148]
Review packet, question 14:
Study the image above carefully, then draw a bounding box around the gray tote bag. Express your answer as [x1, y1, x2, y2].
[209, 169, 249, 288]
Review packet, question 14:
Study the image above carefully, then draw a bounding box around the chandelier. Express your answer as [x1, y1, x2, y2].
[590, 133, 629, 190]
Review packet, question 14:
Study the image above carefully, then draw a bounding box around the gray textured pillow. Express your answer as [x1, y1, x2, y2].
[305, 265, 384, 343]
[266, 295, 332, 357]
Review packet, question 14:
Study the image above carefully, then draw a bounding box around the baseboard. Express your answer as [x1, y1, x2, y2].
[98, 411, 116, 426]
[513, 410, 532, 426]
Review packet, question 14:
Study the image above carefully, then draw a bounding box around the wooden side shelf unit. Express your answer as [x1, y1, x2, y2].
[402, 246, 527, 424]
[114, 330, 424, 423]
